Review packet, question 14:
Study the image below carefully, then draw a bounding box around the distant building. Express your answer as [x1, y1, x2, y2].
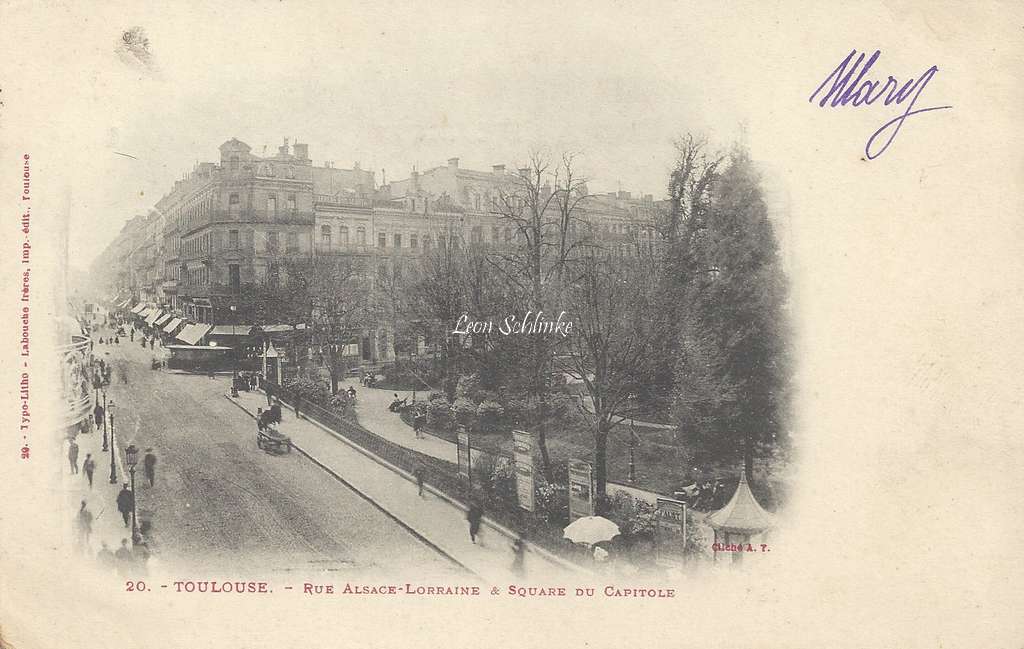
[93, 139, 661, 364]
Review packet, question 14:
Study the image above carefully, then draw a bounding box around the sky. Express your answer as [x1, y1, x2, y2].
[20, 3, 762, 267]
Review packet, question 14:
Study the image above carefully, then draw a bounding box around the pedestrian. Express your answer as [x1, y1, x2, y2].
[467, 502, 483, 544]
[149, 338, 155, 350]
[347, 385, 356, 399]
[83, 453, 96, 488]
[116, 483, 134, 528]
[114, 538, 133, 577]
[134, 542, 151, 576]
[413, 465, 425, 497]
[294, 398, 301, 420]
[143, 448, 156, 487]
[76, 500, 93, 549]
[511, 537, 526, 577]
[413, 412, 426, 439]
[68, 438, 79, 474]
[97, 541, 116, 571]
[130, 329, 134, 342]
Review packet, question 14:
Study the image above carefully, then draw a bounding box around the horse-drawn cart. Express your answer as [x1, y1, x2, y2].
[256, 425, 291, 453]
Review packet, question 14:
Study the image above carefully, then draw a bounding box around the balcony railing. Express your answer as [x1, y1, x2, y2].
[313, 194, 373, 209]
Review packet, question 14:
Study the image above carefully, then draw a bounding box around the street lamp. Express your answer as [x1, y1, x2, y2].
[101, 390, 109, 451]
[628, 421, 639, 484]
[108, 401, 118, 484]
[124, 444, 141, 544]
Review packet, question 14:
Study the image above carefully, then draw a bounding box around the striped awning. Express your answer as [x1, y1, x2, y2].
[176, 323, 213, 346]
[163, 317, 183, 334]
[144, 310, 163, 325]
[154, 313, 173, 326]
[131, 304, 147, 314]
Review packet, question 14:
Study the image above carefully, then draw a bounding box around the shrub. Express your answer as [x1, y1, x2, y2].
[535, 483, 569, 527]
[426, 394, 453, 429]
[476, 400, 504, 432]
[284, 376, 331, 408]
[452, 396, 477, 428]
[455, 373, 481, 402]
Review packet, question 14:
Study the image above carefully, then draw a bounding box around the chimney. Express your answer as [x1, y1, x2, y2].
[293, 142, 309, 160]
[411, 169, 420, 192]
[278, 137, 290, 157]
[448, 157, 459, 169]
[492, 164, 505, 175]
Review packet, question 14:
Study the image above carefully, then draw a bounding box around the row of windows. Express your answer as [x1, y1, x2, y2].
[227, 192, 297, 216]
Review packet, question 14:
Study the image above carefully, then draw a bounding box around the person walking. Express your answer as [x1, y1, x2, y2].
[467, 502, 483, 544]
[96, 541, 116, 571]
[76, 500, 93, 550]
[149, 337, 155, 349]
[413, 465, 425, 497]
[413, 412, 426, 439]
[83, 453, 96, 488]
[130, 329, 134, 342]
[68, 439, 80, 474]
[114, 538, 133, 577]
[143, 449, 156, 487]
[116, 483, 134, 528]
[114, 335, 119, 344]
[293, 398, 301, 420]
[511, 537, 527, 577]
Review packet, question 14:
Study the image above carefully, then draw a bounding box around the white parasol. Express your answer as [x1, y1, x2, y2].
[563, 516, 620, 546]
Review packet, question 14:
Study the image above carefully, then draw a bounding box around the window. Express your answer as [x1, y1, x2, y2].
[267, 194, 277, 216]
[321, 225, 332, 246]
[229, 264, 240, 292]
[393, 233, 402, 248]
[378, 232, 386, 248]
[287, 194, 296, 211]
[267, 232, 279, 253]
[268, 263, 280, 289]
[422, 234, 431, 250]
[286, 232, 298, 252]
[230, 156, 239, 171]
[229, 193, 240, 216]
[340, 226, 349, 245]
[410, 234, 418, 248]
[356, 227, 366, 245]
[229, 230, 239, 249]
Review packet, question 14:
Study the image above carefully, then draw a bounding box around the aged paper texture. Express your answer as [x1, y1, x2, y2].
[1, 1, 1022, 648]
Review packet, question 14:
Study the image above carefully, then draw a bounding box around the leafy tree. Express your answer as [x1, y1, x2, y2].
[671, 147, 791, 478]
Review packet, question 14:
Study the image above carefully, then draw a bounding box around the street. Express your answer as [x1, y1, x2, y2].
[93, 334, 466, 580]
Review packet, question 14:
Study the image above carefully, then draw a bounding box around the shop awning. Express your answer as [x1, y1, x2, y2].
[176, 323, 213, 346]
[145, 310, 164, 325]
[155, 313, 173, 326]
[118, 300, 130, 308]
[163, 317, 183, 334]
[208, 325, 255, 336]
[254, 323, 307, 333]
[131, 304, 147, 314]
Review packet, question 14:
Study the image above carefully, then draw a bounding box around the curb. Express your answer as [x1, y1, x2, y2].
[223, 395, 475, 577]
[242, 391, 589, 576]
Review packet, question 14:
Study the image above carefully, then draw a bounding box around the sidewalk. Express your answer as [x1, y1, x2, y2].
[59, 416, 168, 580]
[342, 379, 457, 463]
[230, 389, 585, 583]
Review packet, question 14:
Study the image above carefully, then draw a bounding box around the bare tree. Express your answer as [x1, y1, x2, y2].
[488, 152, 590, 481]
[563, 253, 660, 510]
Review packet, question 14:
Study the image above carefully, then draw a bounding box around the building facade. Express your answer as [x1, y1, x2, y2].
[93, 138, 661, 364]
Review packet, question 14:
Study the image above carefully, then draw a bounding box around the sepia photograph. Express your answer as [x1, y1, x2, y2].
[1, 2, 1023, 648]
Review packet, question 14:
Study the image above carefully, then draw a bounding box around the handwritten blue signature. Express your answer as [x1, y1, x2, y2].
[809, 49, 952, 159]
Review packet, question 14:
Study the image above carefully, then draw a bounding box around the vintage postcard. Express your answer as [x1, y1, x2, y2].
[1, 2, 1022, 648]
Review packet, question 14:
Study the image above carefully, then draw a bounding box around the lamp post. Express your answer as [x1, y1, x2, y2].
[628, 422, 639, 485]
[101, 390, 109, 451]
[108, 401, 118, 484]
[124, 444, 141, 544]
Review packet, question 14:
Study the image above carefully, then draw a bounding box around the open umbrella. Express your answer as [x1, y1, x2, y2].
[563, 516, 620, 546]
